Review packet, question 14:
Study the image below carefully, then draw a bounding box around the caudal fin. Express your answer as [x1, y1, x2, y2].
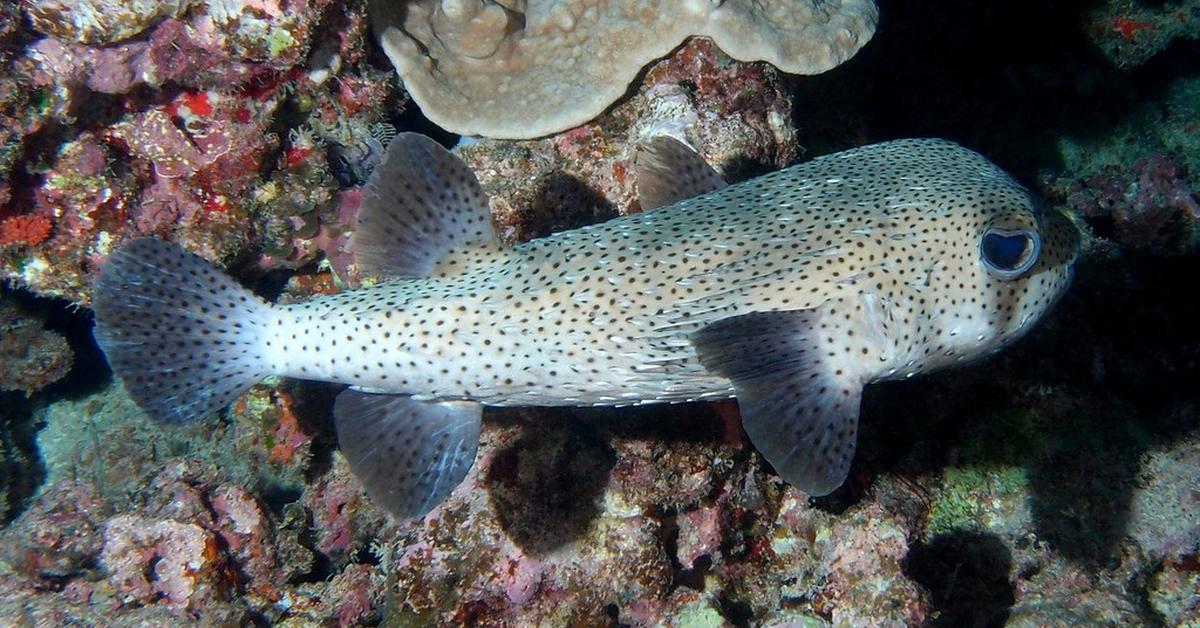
[92, 238, 273, 423]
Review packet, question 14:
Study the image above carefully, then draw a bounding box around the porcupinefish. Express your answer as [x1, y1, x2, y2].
[92, 134, 1079, 518]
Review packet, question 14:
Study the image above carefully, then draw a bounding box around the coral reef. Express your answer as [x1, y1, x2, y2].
[1084, 0, 1200, 68]
[373, 0, 876, 138]
[1049, 152, 1199, 253]
[25, 0, 192, 45]
[0, 0, 1198, 626]
[373, 411, 929, 625]
[460, 38, 799, 244]
[0, 0, 398, 302]
[1037, 74, 1200, 256]
[0, 215, 52, 247]
[0, 480, 105, 586]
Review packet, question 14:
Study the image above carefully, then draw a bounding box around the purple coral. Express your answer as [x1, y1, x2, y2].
[1052, 152, 1199, 252]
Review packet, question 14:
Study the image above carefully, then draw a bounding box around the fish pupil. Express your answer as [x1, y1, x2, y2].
[982, 232, 1033, 271]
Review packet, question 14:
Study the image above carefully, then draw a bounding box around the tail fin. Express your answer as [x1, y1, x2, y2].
[92, 238, 273, 423]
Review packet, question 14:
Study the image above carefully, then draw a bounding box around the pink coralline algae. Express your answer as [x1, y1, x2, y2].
[305, 456, 388, 563]
[0, 89, 277, 300]
[1048, 152, 1200, 253]
[29, 134, 135, 254]
[815, 503, 927, 626]
[118, 114, 255, 248]
[24, 1, 331, 93]
[676, 501, 725, 572]
[90, 462, 294, 615]
[2, 0, 384, 303]
[364, 414, 934, 626]
[100, 515, 231, 611]
[208, 485, 283, 600]
[327, 563, 386, 626]
[25, 0, 192, 45]
[0, 480, 105, 583]
[27, 37, 155, 95]
[116, 108, 233, 179]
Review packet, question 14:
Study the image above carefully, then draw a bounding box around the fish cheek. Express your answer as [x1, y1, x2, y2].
[691, 307, 869, 496]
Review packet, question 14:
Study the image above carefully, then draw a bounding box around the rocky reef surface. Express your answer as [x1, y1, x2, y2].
[0, 0, 1197, 626]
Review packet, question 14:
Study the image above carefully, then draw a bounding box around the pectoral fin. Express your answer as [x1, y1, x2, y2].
[333, 390, 482, 518]
[691, 310, 866, 496]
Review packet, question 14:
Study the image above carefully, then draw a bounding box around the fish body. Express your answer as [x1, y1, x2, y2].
[93, 134, 1078, 518]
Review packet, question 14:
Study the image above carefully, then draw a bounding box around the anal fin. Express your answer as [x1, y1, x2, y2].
[334, 390, 482, 518]
[636, 136, 727, 210]
[691, 309, 867, 496]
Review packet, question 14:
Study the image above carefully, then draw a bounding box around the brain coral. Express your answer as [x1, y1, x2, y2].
[372, 0, 878, 139]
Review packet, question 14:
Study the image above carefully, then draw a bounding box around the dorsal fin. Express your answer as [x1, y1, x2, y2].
[635, 136, 727, 210]
[352, 133, 500, 280]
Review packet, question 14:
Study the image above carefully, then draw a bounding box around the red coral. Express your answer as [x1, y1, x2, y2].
[267, 391, 313, 464]
[1112, 16, 1156, 41]
[0, 215, 52, 246]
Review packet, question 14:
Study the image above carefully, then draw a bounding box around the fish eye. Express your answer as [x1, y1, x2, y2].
[980, 227, 1041, 278]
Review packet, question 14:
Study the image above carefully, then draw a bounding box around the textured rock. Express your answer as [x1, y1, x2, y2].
[25, 0, 193, 45]
[100, 515, 230, 611]
[0, 480, 105, 584]
[1084, 0, 1200, 68]
[0, 297, 72, 395]
[373, 0, 876, 138]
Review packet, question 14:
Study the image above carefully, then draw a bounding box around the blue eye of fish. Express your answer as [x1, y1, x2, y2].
[981, 228, 1040, 277]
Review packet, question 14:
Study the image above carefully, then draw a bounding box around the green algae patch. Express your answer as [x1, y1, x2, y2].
[928, 466, 1030, 537]
[676, 606, 726, 628]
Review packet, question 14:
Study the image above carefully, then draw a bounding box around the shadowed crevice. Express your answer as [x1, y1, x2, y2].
[906, 530, 1015, 628]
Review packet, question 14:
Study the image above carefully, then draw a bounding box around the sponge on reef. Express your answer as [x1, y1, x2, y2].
[372, 0, 877, 139]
